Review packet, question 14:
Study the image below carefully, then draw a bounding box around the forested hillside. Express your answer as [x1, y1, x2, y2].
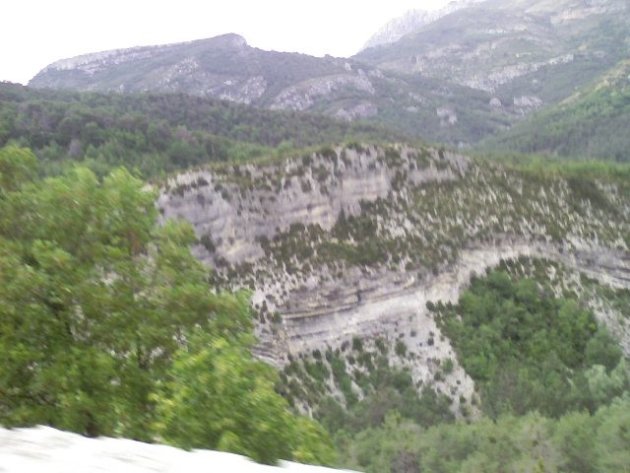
[482, 60, 630, 162]
[0, 83, 400, 178]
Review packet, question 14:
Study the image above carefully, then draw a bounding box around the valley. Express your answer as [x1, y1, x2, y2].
[1, 0, 630, 471]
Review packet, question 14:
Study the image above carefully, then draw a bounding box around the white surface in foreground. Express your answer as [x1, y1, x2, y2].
[0, 426, 357, 473]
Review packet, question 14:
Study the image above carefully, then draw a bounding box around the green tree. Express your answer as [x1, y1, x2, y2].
[594, 396, 630, 473]
[0, 145, 37, 193]
[0, 146, 334, 465]
[433, 269, 624, 418]
[0, 155, 229, 438]
[153, 330, 336, 465]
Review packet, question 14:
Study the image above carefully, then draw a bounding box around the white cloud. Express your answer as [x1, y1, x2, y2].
[1, 0, 450, 84]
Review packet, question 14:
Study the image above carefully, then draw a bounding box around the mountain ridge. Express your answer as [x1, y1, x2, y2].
[29, 35, 511, 147]
[28, 0, 630, 153]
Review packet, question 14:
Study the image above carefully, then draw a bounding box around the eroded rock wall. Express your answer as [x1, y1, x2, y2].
[157, 144, 630, 408]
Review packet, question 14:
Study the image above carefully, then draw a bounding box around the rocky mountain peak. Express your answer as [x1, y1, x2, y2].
[205, 33, 249, 50]
[361, 0, 487, 51]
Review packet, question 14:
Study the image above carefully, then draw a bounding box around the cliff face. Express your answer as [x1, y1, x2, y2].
[158, 145, 630, 409]
[159, 146, 466, 265]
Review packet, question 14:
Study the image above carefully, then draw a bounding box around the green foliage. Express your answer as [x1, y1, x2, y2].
[432, 269, 628, 418]
[336, 396, 630, 473]
[0, 146, 334, 465]
[282, 337, 454, 437]
[0, 83, 398, 179]
[395, 340, 407, 357]
[153, 331, 335, 465]
[0, 151, 236, 437]
[0, 145, 37, 192]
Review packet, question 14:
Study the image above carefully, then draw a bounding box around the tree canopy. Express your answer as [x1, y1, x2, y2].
[0, 145, 334, 465]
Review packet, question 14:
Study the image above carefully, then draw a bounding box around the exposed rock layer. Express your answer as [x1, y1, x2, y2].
[158, 145, 630, 405]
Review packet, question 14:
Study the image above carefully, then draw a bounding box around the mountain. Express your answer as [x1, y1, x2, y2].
[357, 0, 629, 107]
[482, 59, 630, 161]
[28, 0, 630, 152]
[362, 0, 486, 50]
[30, 34, 356, 109]
[27, 35, 514, 147]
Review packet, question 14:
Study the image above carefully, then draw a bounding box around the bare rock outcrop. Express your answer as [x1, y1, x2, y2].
[158, 144, 630, 409]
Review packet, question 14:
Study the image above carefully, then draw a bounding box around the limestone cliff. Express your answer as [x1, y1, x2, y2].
[158, 144, 630, 411]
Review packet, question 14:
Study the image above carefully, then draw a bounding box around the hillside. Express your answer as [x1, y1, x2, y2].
[481, 59, 630, 161]
[0, 82, 400, 177]
[159, 144, 630, 415]
[357, 0, 629, 108]
[1, 138, 629, 470]
[27, 35, 514, 147]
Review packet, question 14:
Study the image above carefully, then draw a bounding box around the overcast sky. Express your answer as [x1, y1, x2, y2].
[2, 0, 451, 84]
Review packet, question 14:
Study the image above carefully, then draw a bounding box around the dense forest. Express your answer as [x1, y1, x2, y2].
[0, 83, 402, 178]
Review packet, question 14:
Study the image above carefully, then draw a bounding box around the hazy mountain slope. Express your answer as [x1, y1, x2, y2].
[361, 0, 485, 50]
[30, 34, 353, 107]
[481, 59, 630, 161]
[357, 0, 629, 107]
[28, 35, 515, 147]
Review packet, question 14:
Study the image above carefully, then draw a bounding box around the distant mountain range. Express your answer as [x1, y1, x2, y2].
[29, 0, 630, 159]
[29, 33, 510, 147]
[356, 0, 629, 96]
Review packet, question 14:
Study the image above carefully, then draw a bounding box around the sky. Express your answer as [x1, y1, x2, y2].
[1, 0, 451, 85]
